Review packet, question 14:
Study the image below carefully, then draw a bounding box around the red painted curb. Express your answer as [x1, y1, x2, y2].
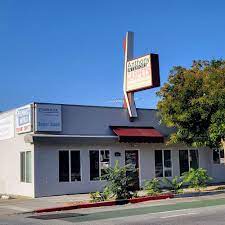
[34, 193, 174, 213]
[34, 200, 118, 213]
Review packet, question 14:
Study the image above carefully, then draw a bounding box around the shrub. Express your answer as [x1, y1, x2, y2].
[144, 178, 161, 196]
[90, 187, 111, 202]
[182, 168, 212, 192]
[102, 160, 137, 200]
[162, 176, 183, 194]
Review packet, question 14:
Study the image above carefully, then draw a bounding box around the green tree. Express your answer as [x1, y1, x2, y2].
[157, 60, 225, 150]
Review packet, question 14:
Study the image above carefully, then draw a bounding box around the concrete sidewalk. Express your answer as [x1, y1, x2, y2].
[0, 193, 90, 215]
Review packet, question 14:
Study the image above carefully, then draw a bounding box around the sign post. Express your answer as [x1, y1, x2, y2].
[123, 32, 160, 120]
[123, 31, 137, 119]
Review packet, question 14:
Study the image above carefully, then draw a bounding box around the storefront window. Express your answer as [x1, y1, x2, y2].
[179, 149, 199, 175]
[213, 148, 224, 164]
[59, 151, 69, 182]
[100, 150, 110, 177]
[59, 150, 81, 182]
[90, 150, 110, 180]
[190, 149, 199, 169]
[155, 150, 172, 177]
[20, 151, 32, 183]
[71, 151, 81, 181]
[20, 152, 26, 182]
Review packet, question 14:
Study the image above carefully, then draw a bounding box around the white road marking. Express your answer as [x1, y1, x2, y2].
[160, 212, 198, 219]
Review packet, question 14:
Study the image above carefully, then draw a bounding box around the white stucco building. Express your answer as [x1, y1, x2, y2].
[0, 102, 225, 198]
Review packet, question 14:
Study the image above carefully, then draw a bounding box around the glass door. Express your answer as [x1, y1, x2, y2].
[125, 150, 139, 190]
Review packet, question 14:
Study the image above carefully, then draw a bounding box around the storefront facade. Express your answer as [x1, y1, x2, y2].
[0, 102, 225, 197]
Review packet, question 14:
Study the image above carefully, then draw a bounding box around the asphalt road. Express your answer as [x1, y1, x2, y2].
[1, 198, 225, 224]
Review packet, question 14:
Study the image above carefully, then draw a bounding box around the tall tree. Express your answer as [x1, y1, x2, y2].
[157, 60, 225, 150]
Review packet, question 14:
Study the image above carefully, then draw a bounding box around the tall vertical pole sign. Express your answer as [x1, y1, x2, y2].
[123, 31, 160, 120]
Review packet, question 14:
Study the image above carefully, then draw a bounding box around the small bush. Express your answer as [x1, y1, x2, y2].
[144, 178, 161, 196]
[162, 176, 183, 194]
[102, 160, 137, 200]
[182, 168, 212, 192]
[90, 187, 111, 202]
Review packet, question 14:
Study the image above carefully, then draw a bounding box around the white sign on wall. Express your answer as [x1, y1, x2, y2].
[126, 54, 152, 92]
[16, 104, 32, 134]
[35, 104, 62, 132]
[0, 114, 14, 140]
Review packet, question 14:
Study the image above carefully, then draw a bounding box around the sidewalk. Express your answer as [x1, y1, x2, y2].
[0, 193, 90, 215]
[1, 191, 225, 216]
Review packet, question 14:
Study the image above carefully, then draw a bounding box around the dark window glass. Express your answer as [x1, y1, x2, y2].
[164, 150, 172, 168]
[213, 149, 220, 164]
[90, 151, 99, 180]
[20, 152, 25, 182]
[213, 149, 224, 164]
[179, 150, 189, 175]
[71, 151, 81, 181]
[155, 150, 163, 177]
[164, 170, 172, 177]
[220, 149, 224, 159]
[59, 151, 69, 182]
[164, 150, 172, 177]
[190, 150, 199, 169]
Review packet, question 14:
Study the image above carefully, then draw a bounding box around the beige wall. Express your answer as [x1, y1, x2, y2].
[0, 110, 34, 197]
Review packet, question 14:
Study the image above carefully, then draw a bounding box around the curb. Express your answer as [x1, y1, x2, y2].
[34, 193, 173, 213]
[175, 189, 225, 198]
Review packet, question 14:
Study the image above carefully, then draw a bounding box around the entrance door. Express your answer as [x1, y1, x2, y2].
[125, 150, 139, 190]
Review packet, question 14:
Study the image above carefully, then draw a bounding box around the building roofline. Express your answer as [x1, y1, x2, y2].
[1, 101, 158, 113]
[33, 102, 158, 111]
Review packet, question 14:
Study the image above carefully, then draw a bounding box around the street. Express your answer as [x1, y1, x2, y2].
[1, 197, 225, 224]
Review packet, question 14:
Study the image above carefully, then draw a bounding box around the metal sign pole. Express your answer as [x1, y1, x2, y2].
[123, 31, 137, 119]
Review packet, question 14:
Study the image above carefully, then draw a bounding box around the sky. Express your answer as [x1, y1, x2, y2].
[1, 0, 225, 111]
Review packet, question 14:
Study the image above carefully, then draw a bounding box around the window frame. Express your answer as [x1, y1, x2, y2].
[58, 149, 82, 183]
[89, 149, 110, 181]
[20, 151, 32, 183]
[154, 149, 173, 178]
[213, 148, 224, 164]
[179, 149, 199, 175]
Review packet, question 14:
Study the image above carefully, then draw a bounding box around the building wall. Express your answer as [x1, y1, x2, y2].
[0, 110, 34, 197]
[53, 104, 175, 137]
[34, 141, 224, 198]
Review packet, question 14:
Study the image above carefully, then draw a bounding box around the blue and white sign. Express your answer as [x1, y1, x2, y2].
[35, 104, 62, 132]
[16, 104, 32, 134]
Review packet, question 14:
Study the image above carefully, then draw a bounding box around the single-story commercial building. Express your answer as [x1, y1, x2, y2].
[0, 102, 225, 197]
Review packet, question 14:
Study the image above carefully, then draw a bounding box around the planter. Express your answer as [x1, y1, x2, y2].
[175, 189, 225, 198]
[129, 193, 174, 203]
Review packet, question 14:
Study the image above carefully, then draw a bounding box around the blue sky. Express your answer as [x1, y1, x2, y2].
[1, 0, 225, 111]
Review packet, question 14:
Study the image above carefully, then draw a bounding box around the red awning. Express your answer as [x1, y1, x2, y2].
[112, 127, 164, 143]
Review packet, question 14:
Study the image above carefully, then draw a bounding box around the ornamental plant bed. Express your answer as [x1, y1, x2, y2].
[129, 193, 174, 203]
[34, 193, 174, 213]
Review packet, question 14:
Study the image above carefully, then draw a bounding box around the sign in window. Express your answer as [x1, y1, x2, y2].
[90, 150, 110, 180]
